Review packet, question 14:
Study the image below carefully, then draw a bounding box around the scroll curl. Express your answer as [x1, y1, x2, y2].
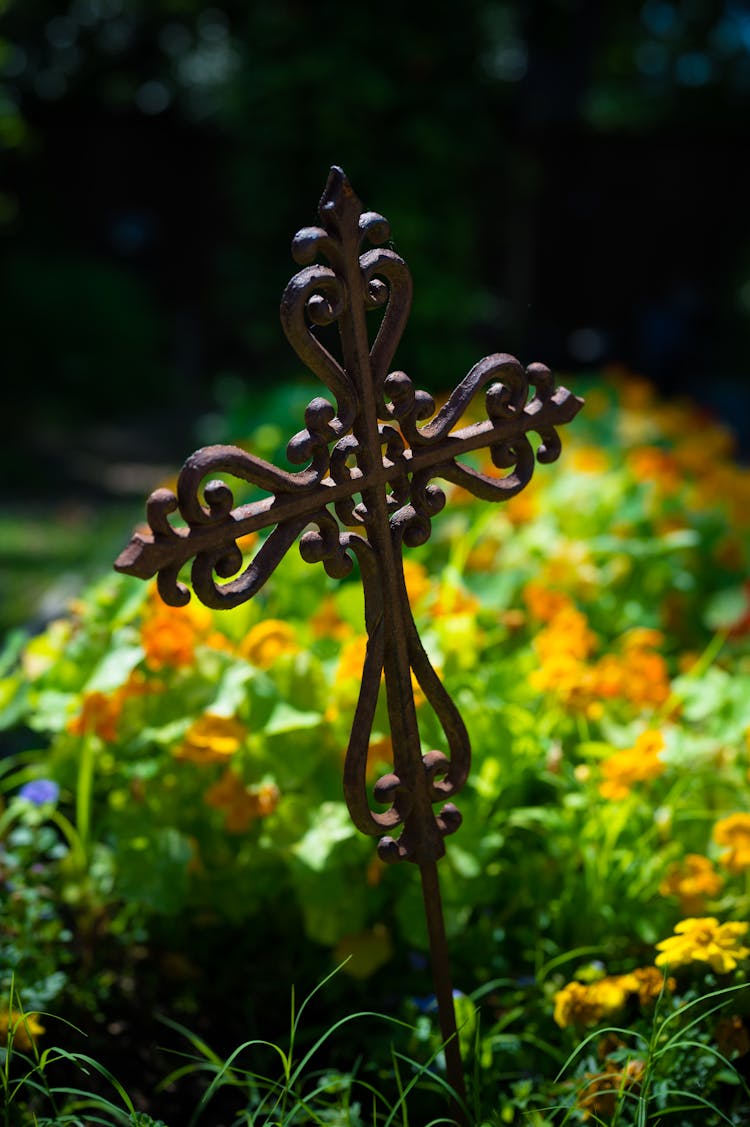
[279, 265, 355, 434]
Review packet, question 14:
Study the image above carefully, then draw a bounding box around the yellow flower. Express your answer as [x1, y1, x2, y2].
[335, 635, 370, 682]
[713, 813, 750, 874]
[569, 445, 610, 474]
[553, 977, 629, 1029]
[598, 730, 665, 801]
[204, 771, 280, 832]
[0, 1010, 45, 1051]
[553, 966, 672, 1031]
[174, 714, 247, 765]
[655, 918, 750, 974]
[401, 559, 432, 606]
[659, 854, 724, 915]
[239, 619, 298, 668]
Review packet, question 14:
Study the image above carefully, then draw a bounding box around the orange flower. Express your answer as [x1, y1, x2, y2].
[713, 813, 750, 874]
[626, 446, 681, 494]
[660, 854, 724, 915]
[139, 585, 235, 668]
[590, 647, 671, 708]
[145, 582, 212, 628]
[204, 771, 280, 832]
[67, 690, 122, 742]
[309, 596, 353, 641]
[235, 531, 258, 554]
[529, 651, 590, 709]
[141, 609, 199, 670]
[533, 606, 597, 664]
[529, 605, 670, 716]
[239, 619, 298, 668]
[504, 485, 538, 525]
[174, 714, 247, 765]
[598, 730, 665, 800]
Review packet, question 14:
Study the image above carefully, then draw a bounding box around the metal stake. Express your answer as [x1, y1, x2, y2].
[115, 166, 583, 1122]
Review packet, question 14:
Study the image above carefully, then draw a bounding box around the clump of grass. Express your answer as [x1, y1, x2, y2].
[2, 968, 471, 1126]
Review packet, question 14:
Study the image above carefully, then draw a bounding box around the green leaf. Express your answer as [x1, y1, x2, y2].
[266, 701, 322, 735]
[291, 802, 356, 870]
[210, 660, 257, 715]
[27, 690, 78, 732]
[84, 643, 143, 693]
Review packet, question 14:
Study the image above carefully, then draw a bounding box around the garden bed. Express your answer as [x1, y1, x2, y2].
[2, 369, 750, 1125]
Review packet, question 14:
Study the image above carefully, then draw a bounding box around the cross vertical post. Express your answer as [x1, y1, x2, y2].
[116, 166, 583, 1123]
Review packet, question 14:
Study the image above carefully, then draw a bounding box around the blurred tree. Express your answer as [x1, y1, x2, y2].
[1, 0, 749, 487]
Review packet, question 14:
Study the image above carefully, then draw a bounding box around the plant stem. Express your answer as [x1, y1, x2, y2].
[76, 734, 97, 863]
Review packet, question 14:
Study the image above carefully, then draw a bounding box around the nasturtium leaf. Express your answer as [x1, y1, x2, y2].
[84, 643, 143, 694]
[265, 701, 322, 735]
[291, 801, 356, 870]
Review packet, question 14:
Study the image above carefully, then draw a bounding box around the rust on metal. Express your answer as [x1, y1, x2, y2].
[116, 166, 583, 1121]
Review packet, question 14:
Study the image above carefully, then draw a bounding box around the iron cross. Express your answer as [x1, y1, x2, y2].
[115, 166, 583, 1117]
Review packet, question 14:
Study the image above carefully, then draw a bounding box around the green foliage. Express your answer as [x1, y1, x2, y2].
[1, 370, 750, 1119]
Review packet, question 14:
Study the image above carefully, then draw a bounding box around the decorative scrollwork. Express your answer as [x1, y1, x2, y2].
[116, 164, 583, 868]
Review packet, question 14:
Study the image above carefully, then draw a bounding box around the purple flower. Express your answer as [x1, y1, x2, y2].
[19, 779, 59, 807]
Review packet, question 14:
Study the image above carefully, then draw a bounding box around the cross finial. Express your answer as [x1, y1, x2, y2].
[116, 166, 583, 1119]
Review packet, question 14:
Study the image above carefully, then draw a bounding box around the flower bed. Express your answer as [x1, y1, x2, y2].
[1, 368, 749, 1124]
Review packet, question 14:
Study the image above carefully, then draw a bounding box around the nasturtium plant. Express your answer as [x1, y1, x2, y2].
[1, 369, 750, 1122]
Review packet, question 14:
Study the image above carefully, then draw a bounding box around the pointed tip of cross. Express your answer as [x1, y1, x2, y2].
[319, 165, 361, 226]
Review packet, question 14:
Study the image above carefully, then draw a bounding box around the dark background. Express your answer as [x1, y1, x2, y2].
[2, 0, 750, 507]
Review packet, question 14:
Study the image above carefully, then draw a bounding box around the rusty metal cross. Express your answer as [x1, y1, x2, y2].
[115, 166, 582, 1119]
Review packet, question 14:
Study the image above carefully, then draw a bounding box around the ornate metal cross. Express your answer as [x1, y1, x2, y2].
[115, 166, 582, 1120]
